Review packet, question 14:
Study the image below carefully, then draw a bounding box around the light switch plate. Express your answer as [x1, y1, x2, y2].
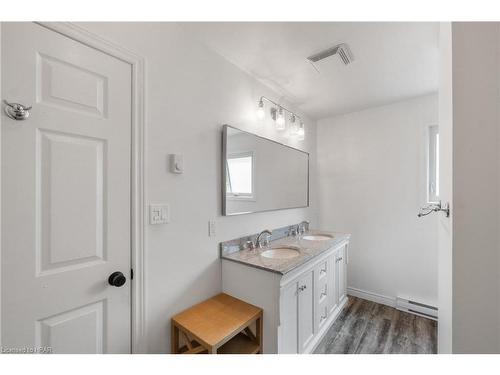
[208, 220, 216, 237]
[149, 204, 170, 225]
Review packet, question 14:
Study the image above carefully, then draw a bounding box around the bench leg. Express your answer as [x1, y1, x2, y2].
[256, 314, 263, 354]
[171, 323, 180, 354]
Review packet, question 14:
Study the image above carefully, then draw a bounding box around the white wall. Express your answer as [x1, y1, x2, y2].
[75, 22, 317, 353]
[317, 94, 438, 307]
[448, 22, 500, 353]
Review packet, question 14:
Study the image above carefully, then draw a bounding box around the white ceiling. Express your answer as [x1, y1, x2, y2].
[182, 22, 439, 120]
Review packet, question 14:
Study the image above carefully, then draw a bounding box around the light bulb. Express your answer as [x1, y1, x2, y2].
[289, 114, 299, 135]
[276, 107, 285, 130]
[256, 99, 265, 120]
[297, 122, 305, 140]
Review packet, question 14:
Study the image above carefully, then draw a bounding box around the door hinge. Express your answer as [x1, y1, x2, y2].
[130, 268, 134, 280]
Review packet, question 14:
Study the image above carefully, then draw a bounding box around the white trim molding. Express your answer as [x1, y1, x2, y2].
[347, 287, 438, 321]
[0, 22, 3, 348]
[347, 287, 396, 308]
[36, 22, 148, 353]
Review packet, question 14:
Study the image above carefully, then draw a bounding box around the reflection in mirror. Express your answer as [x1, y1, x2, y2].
[226, 152, 254, 198]
[222, 125, 309, 216]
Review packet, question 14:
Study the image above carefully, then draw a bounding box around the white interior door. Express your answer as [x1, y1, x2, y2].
[1, 22, 132, 353]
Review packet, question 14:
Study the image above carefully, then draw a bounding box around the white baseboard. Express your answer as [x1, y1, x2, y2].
[347, 287, 396, 308]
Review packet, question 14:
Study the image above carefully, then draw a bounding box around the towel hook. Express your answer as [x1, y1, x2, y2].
[3, 100, 31, 121]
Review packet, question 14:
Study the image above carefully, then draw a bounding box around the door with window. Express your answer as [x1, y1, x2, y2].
[1, 23, 132, 353]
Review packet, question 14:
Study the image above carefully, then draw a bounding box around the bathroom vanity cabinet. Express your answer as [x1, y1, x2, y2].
[221, 239, 348, 354]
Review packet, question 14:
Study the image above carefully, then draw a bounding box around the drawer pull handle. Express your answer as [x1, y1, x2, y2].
[320, 291, 327, 298]
[320, 268, 327, 275]
[320, 313, 327, 322]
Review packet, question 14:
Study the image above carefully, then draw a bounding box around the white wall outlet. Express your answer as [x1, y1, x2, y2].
[208, 220, 216, 237]
[170, 154, 184, 174]
[149, 204, 170, 225]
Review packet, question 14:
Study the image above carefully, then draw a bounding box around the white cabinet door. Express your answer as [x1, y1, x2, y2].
[336, 247, 347, 304]
[297, 270, 314, 353]
[327, 254, 338, 315]
[280, 281, 298, 353]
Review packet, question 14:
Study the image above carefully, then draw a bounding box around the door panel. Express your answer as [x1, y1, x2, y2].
[327, 254, 337, 314]
[1, 22, 132, 353]
[36, 300, 105, 354]
[37, 129, 106, 275]
[298, 271, 314, 353]
[280, 281, 298, 353]
[335, 247, 347, 304]
[339, 247, 347, 302]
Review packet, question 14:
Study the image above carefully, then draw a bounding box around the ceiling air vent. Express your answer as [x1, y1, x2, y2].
[307, 43, 354, 65]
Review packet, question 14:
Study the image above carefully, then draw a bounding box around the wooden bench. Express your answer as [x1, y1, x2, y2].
[171, 293, 263, 354]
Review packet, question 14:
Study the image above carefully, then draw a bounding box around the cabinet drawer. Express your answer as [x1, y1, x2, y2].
[317, 304, 328, 329]
[317, 260, 328, 280]
[318, 281, 328, 304]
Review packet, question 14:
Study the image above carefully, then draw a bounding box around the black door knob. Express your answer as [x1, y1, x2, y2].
[108, 271, 126, 287]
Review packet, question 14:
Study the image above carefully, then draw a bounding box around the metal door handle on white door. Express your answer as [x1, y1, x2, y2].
[3, 100, 31, 120]
[108, 271, 126, 287]
[417, 201, 450, 218]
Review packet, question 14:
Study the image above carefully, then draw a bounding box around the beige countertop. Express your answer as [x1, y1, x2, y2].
[221, 230, 350, 275]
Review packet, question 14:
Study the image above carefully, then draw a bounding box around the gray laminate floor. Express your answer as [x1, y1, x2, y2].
[314, 296, 437, 354]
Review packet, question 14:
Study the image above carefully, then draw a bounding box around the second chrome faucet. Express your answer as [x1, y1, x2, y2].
[246, 229, 272, 250]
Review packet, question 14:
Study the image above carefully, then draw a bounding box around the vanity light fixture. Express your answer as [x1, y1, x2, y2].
[255, 96, 305, 139]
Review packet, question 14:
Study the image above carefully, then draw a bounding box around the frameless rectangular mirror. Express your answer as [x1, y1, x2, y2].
[222, 125, 309, 216]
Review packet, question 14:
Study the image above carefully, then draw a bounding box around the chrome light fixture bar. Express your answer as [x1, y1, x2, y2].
[256, 96, 305, 139]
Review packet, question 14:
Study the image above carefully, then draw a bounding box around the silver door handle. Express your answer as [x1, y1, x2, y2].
[418, 201, 450, 218]
[3, 100, 31, 121]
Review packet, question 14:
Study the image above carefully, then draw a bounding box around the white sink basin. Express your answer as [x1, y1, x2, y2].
[261, 247, 300, 259]
[302, 234, 333, 241]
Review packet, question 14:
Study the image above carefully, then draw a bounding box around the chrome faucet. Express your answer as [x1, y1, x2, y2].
[298, 221, 310, 235]
[255, 229, 272, 248]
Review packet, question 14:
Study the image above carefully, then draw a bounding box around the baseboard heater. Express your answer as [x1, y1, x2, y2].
[396, 297, 438, 321]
